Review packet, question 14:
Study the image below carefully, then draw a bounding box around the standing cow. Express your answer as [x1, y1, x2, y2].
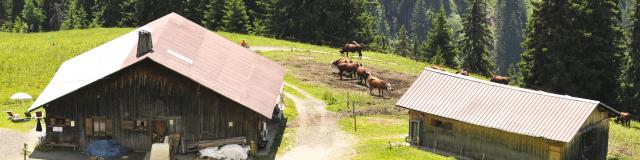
[364, 73, 393, 97]
[491, 75, 510, 85]
[336, 62, 360, 80]
[340, 41, 363, 59]
[615, 112, 632, 128]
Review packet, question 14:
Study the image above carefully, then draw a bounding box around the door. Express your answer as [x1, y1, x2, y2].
[152, 119, 167, 143]
[409, 120, 422, 145]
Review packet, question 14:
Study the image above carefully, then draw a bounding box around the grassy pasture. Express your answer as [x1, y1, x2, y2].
[0, 29, 638, 159]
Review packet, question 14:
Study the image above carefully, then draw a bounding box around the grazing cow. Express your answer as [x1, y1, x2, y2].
[491, 75, 510, 85]
[431, 65, 445, 71]
[340, 41, 363, 59]
[336, 62, 360, 80]
[455, 69, 469, 76]
[356, 66, 368, 85]
[332, 58, 352, 66]
[240, 40, 249, 48]
[365, 73, 393, 97]
[615, 112, 632, 128]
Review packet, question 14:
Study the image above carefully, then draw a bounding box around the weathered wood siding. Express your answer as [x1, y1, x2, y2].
[561, 109, 609, 160]
[409, 108, 609, 160]
[44, 60, 267, 151]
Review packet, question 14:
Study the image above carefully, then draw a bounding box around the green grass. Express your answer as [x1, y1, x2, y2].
[283, 97, 297, 123]
[2, 29, 639, 159]
[608, 121, 640, 160]
[275, 96, 297, 157]
[339, 115, 454, 160]
[0, 28, 132, 132]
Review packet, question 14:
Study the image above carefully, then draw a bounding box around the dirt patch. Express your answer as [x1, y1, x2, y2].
[283, 60, 417, 100]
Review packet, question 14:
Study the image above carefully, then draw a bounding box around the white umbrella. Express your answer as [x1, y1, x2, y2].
[10, 92, 32, 101]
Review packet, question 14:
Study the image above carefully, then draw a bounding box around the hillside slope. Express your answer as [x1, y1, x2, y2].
[0, 29, 637, 159]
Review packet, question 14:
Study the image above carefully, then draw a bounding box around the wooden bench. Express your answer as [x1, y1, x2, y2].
[45, 143, 79, 151]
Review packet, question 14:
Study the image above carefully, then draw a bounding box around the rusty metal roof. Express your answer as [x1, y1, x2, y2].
[396, 68, 602, 142]
[29, 13, 285, 119]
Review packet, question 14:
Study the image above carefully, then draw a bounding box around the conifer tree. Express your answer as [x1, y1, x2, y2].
[620, 0, 640, 113]
[425, 6, 457, 67]
[62, 0, 88, 29]
[48, 3, 64, 30]
[460, 0, 495, 76]
[12, 16, 28, 33]
[521, 0, 624, 105]
[494, 0, 527, 74]
[203, 0, 225, 30]
[0, 0, 8, 25]
[394, 25, 413, 57]
[410, 0, 431, 43]
[221, 0, 251, 33]
[21, 0, 45, 32]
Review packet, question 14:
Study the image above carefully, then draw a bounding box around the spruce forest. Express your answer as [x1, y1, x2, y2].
[0, 0, 639, 115]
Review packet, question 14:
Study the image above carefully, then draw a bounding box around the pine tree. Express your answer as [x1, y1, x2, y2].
[367, 0, 391, 52]
[21, 0, 45, 32]
[12, 0, 25, 20]
[620, 0, 640, 113]
[460, 0, 495, 76]
[425, 6, 457, 67]
[62, 0, 88, 29]
[221, 0, 251, 33]
[410, 0, 431, 43]
[0, 0, 8, 25]
[99, 0, 124, 27]
[521, 0, 624, 105]
[181, 0, 207, 24]
[119, 0, 136, 26]
[394, 25, 413, 57]
[48, 3, 63, 30]
[203, 0, 225, 30]
[494, 0, 527, 74]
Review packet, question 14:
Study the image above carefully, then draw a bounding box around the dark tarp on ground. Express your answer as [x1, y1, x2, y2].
[84, 139, 129, 158]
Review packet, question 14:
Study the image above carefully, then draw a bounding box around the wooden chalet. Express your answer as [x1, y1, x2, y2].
[397, 68, 615, 160]
[27, 13, 285, 151]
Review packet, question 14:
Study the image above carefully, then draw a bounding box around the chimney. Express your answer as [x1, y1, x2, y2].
[137, 30, 153, 57]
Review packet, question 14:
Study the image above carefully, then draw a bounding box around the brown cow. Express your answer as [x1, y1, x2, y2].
[340, 41, 363, 59]
[491, 75, 510, 85]
[337, 62, 360, 80]
[431, 65, 445, 71]
[365, 73, 393, 97]
[356, 66, 368, 85]
[332, 58, 352, 66]
[615, 112, 632, 128]
[455, 69, 469, 76]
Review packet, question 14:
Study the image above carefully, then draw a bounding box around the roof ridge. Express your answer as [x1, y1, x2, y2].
[423, 67, 601, 105]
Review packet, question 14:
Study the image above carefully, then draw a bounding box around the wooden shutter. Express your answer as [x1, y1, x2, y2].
[106, 118, 113, 136]
[50, 117, 56, 126]
[85, 117, 93, 136]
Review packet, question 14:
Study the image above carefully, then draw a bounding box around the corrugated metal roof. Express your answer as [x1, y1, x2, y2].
[29, 13, 285, 119]
[396, 68, 601, 142]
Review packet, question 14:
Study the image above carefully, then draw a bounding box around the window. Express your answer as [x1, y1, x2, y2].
[84, 117, 112, 137]
[93, 118, 107, 137]
[49, 117, 68, 126]
[429, 118, 452, 130]
[135, 120, 148, 131]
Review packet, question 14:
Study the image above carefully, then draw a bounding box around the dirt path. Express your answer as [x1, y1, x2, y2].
[0, 128, 41, 160]
[278, 83, 356, 160]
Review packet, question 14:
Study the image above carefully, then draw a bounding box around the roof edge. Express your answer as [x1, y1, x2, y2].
[423, 67, 601, 104]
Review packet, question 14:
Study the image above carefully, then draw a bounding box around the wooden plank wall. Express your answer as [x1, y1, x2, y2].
[410, 108, 610, 160]
[44, 60, 266, 151]
[561, 109, 609, 160]
[410, 110, 548, 159]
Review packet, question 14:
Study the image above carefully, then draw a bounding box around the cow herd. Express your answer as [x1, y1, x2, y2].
[332, 58, 393, 97]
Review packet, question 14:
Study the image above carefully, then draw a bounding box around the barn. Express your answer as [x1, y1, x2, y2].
[396, 68, 615, 160]
[27, 13, 285, 151]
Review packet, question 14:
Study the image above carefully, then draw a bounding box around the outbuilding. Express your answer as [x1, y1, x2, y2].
[396, 68, 614, 160]
[28, 13, 285, 152]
